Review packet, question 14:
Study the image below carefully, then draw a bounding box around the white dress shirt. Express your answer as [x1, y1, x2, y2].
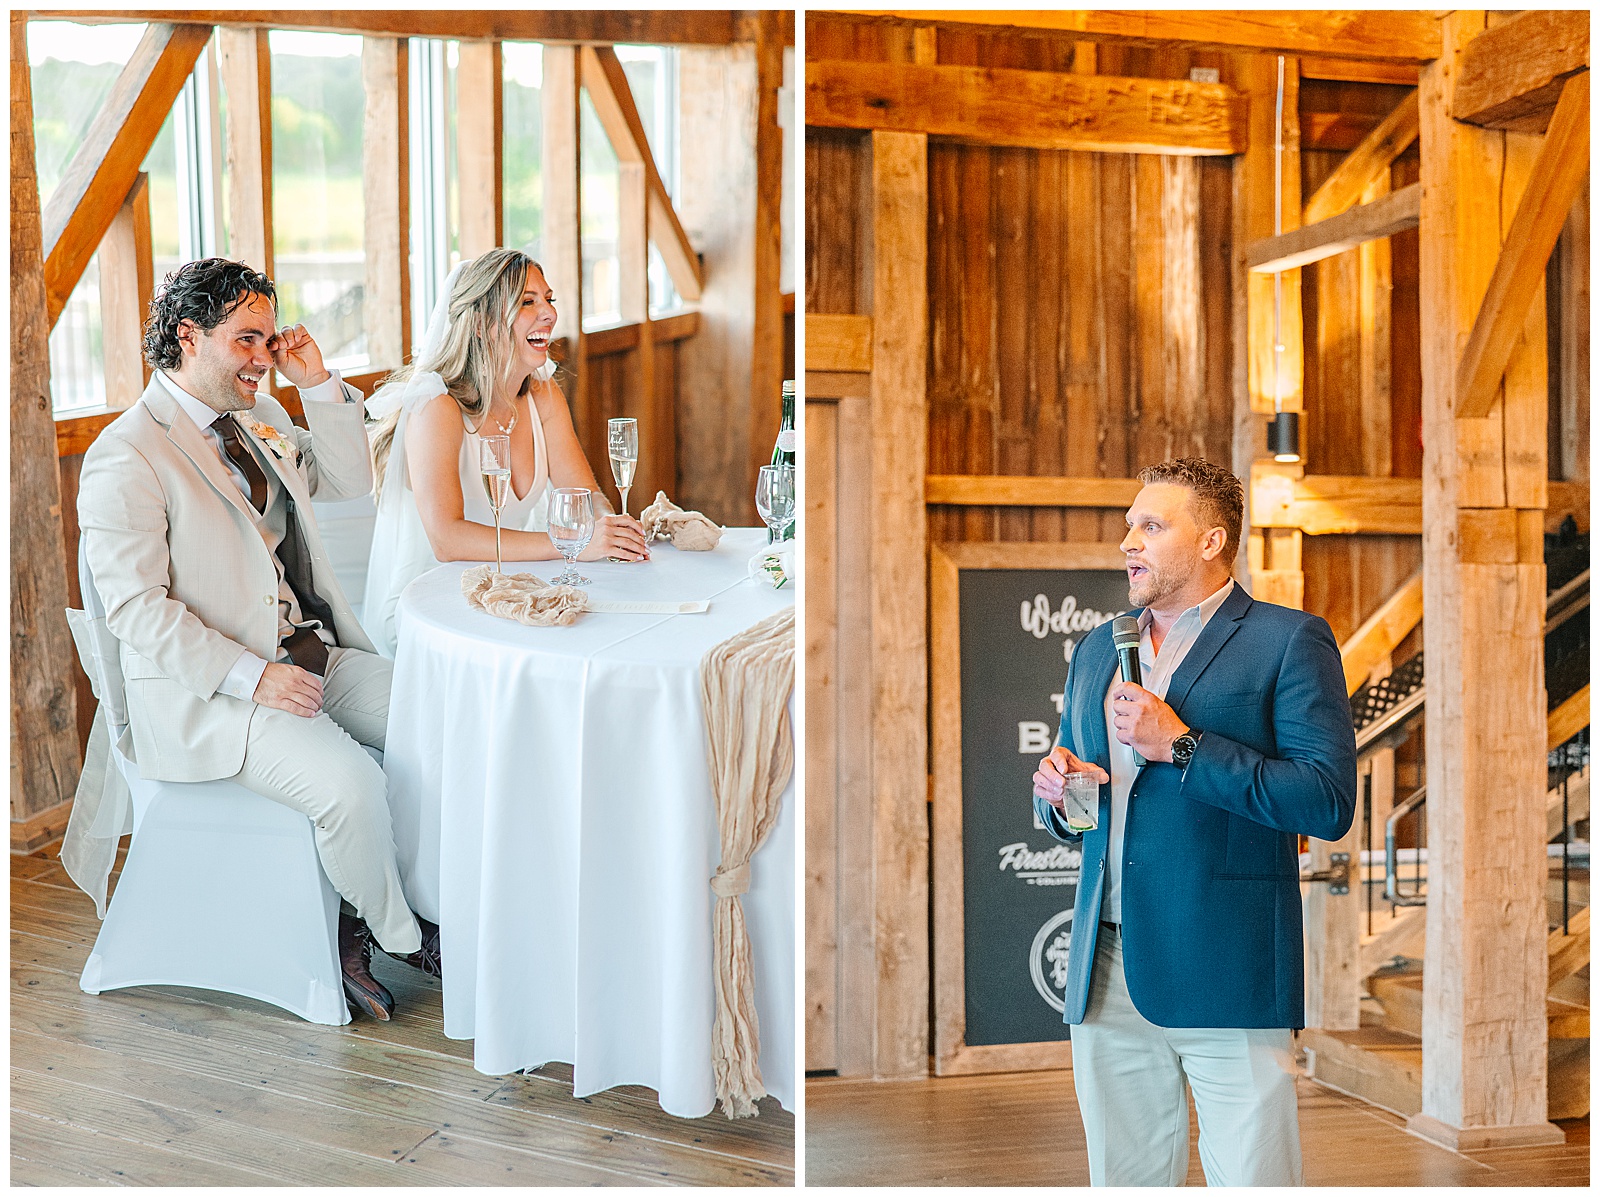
[155, 369, 349, 701]
[1101, 578, 1235, 923]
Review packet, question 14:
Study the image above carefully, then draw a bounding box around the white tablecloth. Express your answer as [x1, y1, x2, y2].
[383, 528, 795, 1117]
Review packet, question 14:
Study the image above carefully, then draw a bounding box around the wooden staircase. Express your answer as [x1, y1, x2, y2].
[1303, 887, 1590, 1122]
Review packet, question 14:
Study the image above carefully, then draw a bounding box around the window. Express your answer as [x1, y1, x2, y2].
[30, 21, 148, 413]
[580, 89, 622, 327]
[502, 42, 545, 265]
[269, 31, 367, 369]
[616, 44, 683, 317]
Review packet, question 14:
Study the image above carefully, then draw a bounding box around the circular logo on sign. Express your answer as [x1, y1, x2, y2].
[1029, 909, 1075, 1013]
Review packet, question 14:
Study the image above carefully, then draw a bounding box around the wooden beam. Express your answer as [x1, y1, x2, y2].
[1235, 52, 1302, 416]
[41, 22, 211, 328]
[749, 10, 788, 495]
[824, 11, 1441, 62]
[924, 475, 1141, 508]
[1455, 73, 1590, 421]
[11, 11, 83, 823]
[361, 37, 409, 371]
[541, 46, 587, 461]
[581, 47, 703, 302]
[806, 60, 1245, 156]
[1248, 182, 1419, 274]
[455, 40, 503, 259]
[1300, 57, 1419, 87]
[868, 128, 930, 1078]
[34, 11, 746, 45]
[1339, 570, 1423, 696]
[217, 26, 272, 276]
[1412, 9, 1560, 1149]
[1454, 9, 1590, 133]
[1358, 172, 1394, 478]
[1360, 907, 1427, 978]
[1303, 90, 1419, 225]
[1547, 685, 1590, 753]
[1248, 472, 1410, 537]
[806, 314, 872, 373]
[99, 172, 153, 410]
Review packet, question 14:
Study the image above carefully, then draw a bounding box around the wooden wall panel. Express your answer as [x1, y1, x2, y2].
[804, 128, 868, 315]
[924, 142, 1231, 547]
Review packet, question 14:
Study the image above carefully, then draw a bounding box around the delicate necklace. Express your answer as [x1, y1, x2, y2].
[473, 395, 518, 436]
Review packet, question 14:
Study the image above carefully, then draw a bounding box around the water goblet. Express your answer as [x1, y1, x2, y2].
[549, 487, 595, 586]
[755, 464, 795, 545]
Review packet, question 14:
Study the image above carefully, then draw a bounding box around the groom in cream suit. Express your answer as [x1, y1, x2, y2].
[77, 258, 437, 1020]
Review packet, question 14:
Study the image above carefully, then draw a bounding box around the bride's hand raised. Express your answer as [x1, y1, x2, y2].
[577, 513, 651, 562]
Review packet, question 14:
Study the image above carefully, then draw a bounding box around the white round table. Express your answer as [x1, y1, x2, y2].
[382, 528, 795, 1117]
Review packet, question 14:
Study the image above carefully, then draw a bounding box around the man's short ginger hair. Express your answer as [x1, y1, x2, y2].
[1137, 458, 1244, 559]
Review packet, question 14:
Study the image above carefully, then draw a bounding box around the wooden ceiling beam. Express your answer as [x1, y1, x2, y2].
[1250, 184, 1420, 274]
[822, 11, 1440, 63]
[41, 22, 212, 327]
[1303, 89, 1418, 224]
[806, 59, 1245, 156]
[1454, 9, 1589, 133]
[579, 45, 702, 302]
[1455, 72, 1590, 421]
[1299, 56, 1419, 87]
[28, 10, 778, 45]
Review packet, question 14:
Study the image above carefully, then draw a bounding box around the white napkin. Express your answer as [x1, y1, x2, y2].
[748, 542, 795, 589]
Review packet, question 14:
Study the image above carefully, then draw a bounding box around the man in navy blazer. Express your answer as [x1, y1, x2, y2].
[1033, 458, 1356, 1187]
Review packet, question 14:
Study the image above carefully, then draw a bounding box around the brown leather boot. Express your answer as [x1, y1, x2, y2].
[386, 916, 443, 980]
[338, 912, 395, 1020]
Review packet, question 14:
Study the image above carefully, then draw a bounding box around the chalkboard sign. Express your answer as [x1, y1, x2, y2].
[931, 541, 1128, 1075]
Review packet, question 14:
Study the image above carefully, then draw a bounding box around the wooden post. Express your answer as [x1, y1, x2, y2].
[218, 27, 273, 278]
[1359, 173, 1393, 478]
[456, 40, 504, 259]
[100, 172, 154, 410]
[11, 12, 82, 839]
[868, 128, 930, 1078]
[362, 36, 409, 371]
[1556, 172, 1588, 484]
[1229, 52, 1301, 593]
[541, 46, 588, 461]
[677, 40, 761, 524]
[750, 11, 787, 500]
[1411, 10, 1561, 1150]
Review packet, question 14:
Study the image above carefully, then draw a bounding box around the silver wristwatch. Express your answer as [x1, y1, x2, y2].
[1171, 729, 1202, 768]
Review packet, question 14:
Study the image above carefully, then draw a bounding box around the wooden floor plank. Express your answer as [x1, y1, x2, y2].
[10, 852, 793, 1186]
[805, 1068, 1585, 1186]
[11, 1108, 289, 1187]
[12, 1029, 441, 1164]
[13, 1067, 437, 1187]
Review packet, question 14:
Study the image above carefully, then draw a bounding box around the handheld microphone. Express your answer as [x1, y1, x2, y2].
[1111, 615, 1147, 767]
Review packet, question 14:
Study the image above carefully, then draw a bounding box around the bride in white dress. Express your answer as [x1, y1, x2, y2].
[361, 249, 650, 656]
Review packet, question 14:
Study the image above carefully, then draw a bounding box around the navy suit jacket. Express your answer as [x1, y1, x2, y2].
[1033, 582, 1356, 1029]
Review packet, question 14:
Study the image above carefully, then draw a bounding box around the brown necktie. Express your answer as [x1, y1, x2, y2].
[214, 413, 268, 514]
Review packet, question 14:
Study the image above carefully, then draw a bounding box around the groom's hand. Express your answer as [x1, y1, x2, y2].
[268, 323, 332, 390]
[254, 662, 324, 717]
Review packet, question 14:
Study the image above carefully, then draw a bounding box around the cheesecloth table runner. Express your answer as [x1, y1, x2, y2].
[382, 528, 794, 1117]
[701, 607, 795, 1117]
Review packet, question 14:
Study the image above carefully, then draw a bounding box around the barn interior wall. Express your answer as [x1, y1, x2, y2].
[806, 17, 1588, 644]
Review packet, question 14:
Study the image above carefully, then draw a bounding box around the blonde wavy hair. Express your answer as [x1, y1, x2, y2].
[371, 248, 555, 492]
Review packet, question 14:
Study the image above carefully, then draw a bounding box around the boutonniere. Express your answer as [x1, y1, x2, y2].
[243, 417, 298, 464]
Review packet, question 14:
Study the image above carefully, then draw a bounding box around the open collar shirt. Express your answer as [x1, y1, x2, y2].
[1101, 577, 1235, 924]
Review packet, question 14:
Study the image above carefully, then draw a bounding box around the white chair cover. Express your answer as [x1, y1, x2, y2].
[66, 548, 355, 1025]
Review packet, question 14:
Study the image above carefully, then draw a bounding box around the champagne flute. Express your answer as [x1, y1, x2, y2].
[607, 417, 638, 518]
[755, 464, 795, 545]
[549, 487, 595, 586]
[479, 434, 512, 573]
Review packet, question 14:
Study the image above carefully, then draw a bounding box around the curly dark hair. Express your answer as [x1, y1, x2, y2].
[1137, 458, 1244, 558]
[142, 258, 277, 370]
